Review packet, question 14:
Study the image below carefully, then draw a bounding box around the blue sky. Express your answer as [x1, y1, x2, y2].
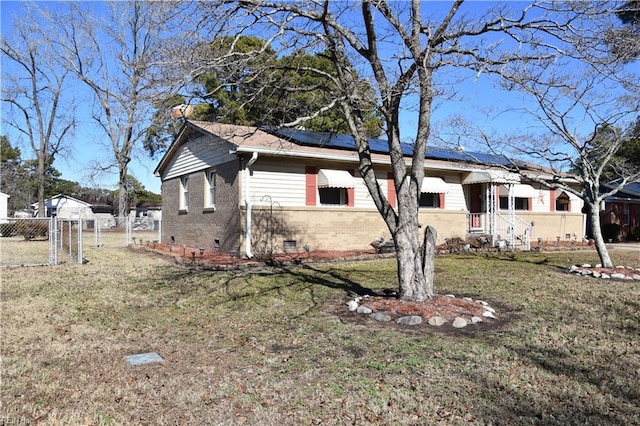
[1, 1, 635, 196]
[0, 1, 521, 197]
[1, 1, 163, 194]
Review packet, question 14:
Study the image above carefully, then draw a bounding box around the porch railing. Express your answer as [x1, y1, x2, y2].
[468, 213, 484, 231]
[495, 212, 531, 250]
[467, 212, 531, 250]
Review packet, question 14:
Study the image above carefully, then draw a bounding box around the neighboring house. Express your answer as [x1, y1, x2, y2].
[154, 121, 586, 256]
[33, 195, 91, 218]
[0, 192, 9, 222]
[128, 203, 162, 231]
[597, 182, 640, 241]
[33, 194, 113, 223]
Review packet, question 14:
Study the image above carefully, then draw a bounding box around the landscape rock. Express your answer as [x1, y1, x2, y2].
[371, 312, 392, 322]
[356, 305, 373, 314]
[396, 315, 423, 326]
[611, 273, 626, 280]
[347, 300, 358, 311]
[483, 305, 496, 314]
[452, 317, 468, 328]
[633, 275, 640, 281]
[482, 311, 496, 319]
[471, 316, 483, 324]
[428, 316, 447, 326]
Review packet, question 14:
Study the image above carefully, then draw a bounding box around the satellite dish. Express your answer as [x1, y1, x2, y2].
[171, 104, 194, 119]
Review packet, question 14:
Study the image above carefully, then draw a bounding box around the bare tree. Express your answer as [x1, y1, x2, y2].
[1, 9, 75, 217]
[41, 1, 177, 217]
[474, 3, 640, 268]
[183, 1, 592, 301]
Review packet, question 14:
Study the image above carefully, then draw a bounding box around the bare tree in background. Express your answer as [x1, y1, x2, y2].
[1, 8, 75, 217]
[183, 1, 596, 301]
[42, 1, 178, 217]
[476, 2, 640, 268]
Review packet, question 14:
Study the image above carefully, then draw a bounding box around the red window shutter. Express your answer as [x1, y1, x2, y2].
[550, 189, 556, 212]
[305, 166, 317, 206]
[387, 172, 396, 208]
[567, 200, 571, 213]
[528, 198, 533, 211]
[347, 170, 355, 207]
[438, 193, 445, 209]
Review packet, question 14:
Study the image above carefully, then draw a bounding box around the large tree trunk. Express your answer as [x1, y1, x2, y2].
[588, 201, 614, 268]
[118, 172, 128, 219]
[395, 223, 428, 301]
[37, 153, 46, 218]
[422, 225, 437, 296]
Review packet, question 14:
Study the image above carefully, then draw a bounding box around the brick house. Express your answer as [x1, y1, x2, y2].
[154, 121, 586, 256]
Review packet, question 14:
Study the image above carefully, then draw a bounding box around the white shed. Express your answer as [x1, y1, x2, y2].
[0, 192, 9, 222]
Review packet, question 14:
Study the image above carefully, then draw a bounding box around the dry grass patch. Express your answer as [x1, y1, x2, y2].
[1, 247, 639, 425]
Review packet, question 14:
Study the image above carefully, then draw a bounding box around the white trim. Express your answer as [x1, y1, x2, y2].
[421, 177, 449, 193]
[463, 170, 521, 184]
[318, 169, 354, 188]
[498, 184, 538, 198]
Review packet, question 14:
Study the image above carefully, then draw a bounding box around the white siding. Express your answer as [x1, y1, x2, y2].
[247, 163, 473, 211]
[163, 135, 236, 180]
[440, 173, 467, 211]
[250, 163, 307, 207]
[0, 193, 9, 221]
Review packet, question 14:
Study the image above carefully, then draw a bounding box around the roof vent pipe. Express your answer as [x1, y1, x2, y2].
[244, 152, 258, 258]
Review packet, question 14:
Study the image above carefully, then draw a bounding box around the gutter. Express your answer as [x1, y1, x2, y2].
[244, 152, 259, 258]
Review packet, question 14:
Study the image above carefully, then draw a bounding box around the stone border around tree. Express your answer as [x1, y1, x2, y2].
[568, 264, 640, 280]
[346, 294, 497, 329]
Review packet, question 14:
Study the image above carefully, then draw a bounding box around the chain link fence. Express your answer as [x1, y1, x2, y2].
[89, 216, 161, 248]
[0, 218, 82, 266]
[0, 216, 161, 267]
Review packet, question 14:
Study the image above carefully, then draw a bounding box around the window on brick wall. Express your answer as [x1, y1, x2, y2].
[180, 176, 189, 211]
[205, 170, 216, 208]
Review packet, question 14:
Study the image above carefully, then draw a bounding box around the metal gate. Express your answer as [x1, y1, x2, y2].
[0, 217, 84, 267]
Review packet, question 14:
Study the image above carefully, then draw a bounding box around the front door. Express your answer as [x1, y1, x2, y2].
[468, 184, 483, 229]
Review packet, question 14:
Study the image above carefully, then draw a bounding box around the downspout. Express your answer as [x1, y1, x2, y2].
[244, 152, 259, 258]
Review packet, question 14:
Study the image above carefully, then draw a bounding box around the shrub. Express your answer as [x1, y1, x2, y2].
[601, 223, 622, 242]
[629, 226, 640, 241]
[0, 222, 18, 237]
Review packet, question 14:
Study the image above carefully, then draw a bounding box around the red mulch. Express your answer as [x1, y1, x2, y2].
[360, 294, 486, 321]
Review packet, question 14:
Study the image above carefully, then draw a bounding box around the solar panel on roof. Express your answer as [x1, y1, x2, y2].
[262, 126, 517, 167]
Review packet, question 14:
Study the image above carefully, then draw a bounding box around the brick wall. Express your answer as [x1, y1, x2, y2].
[516, 212, 585, 242]
[161, 160, 242, 252]
[240, 207, 469, 252]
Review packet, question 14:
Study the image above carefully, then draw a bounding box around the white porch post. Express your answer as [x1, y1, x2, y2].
[508, 183, 515, 248]
[487, 183, 495, 235]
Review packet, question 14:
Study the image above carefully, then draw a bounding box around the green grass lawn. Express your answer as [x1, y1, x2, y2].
[1, 246, 638, 425]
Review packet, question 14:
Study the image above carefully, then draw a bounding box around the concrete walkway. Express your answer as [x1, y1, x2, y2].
[606, 243, 640, 252]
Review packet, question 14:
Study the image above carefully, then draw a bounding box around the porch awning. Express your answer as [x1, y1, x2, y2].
[498, 184, 539, 198]
[557, 190, 581, 201]
[421, 177, 449, 193]
[462, 170, 521, 184]
[317, 169, 354, 188]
